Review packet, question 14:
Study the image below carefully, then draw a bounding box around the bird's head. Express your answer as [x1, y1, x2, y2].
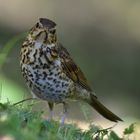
[29, 18, 57, 44]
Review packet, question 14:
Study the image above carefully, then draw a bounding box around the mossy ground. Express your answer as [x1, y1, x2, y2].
[0, 101, 135, 140]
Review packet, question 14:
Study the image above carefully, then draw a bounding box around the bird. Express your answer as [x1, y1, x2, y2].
[20, 18, 123, 124]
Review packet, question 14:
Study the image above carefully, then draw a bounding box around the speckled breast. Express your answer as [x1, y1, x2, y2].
[20, 43, 75, 103]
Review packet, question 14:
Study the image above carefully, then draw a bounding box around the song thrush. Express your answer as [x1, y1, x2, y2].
[20, 18, 122, 124]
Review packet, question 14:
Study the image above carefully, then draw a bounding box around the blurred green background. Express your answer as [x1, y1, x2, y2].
[0, 0, 140, 125]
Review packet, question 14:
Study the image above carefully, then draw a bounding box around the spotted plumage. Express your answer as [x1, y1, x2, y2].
[20, 18, 122, 123]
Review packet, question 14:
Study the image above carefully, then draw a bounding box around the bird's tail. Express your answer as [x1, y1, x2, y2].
[88, 94, 123, 122]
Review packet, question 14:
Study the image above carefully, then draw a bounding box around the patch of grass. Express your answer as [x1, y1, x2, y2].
[0, 101, 135, 140]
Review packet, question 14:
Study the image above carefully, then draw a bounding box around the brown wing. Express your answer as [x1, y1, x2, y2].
[57, 43, 92, 92]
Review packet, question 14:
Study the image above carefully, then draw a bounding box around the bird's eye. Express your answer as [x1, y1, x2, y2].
[49, 29, 56, 34]
[36, 23, 39, 28]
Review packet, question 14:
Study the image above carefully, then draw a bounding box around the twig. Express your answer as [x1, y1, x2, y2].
[93, 123, 117, 136]
[13, 98, 38, 106]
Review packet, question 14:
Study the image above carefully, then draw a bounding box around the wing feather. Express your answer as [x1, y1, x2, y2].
[57, 43, 92, 92]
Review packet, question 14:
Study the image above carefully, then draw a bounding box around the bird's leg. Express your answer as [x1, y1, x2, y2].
[48, 102, 54, 121]
[60, 102, 68, 125]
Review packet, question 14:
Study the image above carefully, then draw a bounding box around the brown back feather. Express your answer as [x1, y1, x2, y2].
[57, 43, 92, 92]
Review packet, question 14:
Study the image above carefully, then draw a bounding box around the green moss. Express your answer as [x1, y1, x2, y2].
[0, 102, 135, 140]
